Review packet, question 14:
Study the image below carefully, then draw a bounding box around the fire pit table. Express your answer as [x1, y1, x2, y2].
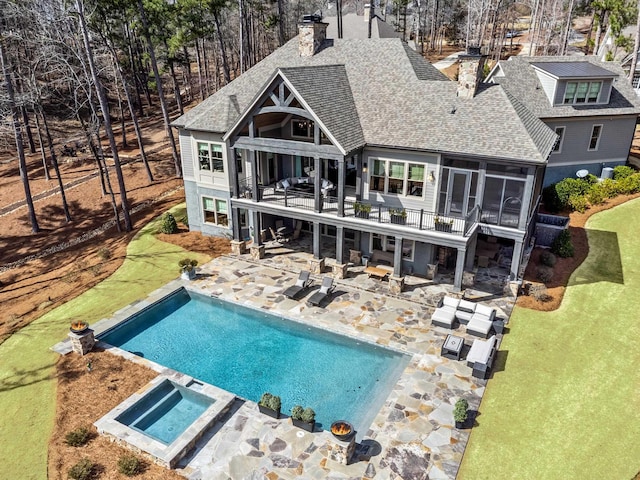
[441, 334, 464, 361]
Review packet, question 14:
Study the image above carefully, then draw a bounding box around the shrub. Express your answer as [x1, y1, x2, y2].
[599, 178, 620, 199]
[160, 212, 178, 234]
[536, 266, 554, 283]
[555, 177, 592, 207]
[291, 405, 304, 420]
[551, 229, 574, 258]
[542, 184, 563, 213]
[259, 392, 281, 411]
[584, 173, 599, 185]
[613, 165, 635, 180]
[68, 458, 94, 480]
[118, 454, 142, 476]
[96, 247, 112, 260]
[533, 291, 553, 303]
[617, 173, 640, 194]
[178, 258, 198, 272]
[65, 426, 90, 447]
[301, 407, 316, 423]
[586, 185, 606, 205]
[453, 398, 469, 423]
[539, 250, 557, 267]
[568, 194, 588, 213]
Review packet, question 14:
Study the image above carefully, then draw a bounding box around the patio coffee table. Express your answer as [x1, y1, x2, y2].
[365, 266, 390, 280]
[441, 334, 464, 360]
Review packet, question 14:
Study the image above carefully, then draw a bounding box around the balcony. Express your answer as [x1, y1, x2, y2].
[235, 182, 480, 237]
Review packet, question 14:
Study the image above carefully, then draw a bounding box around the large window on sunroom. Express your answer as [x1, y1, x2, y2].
[368, 159, 427, 197]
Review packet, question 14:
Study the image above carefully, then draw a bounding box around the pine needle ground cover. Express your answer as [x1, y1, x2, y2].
[0, 208, 210, 480]
[459, 198, 640, 479]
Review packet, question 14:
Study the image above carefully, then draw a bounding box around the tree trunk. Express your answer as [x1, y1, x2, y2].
[213, 9, 231, 84]
[21, 105, 36, 154]
[76, 0, 132, 231]
[278, 0, 285, 46]
[33, 110, 50, 181]
[628, 0, 640, 83]
[125, 22, 144, 117]
[164, 40, 184, 115]
[137, 0, 182, 178]
[39, 107, 72, 222]
[0, 37, 39, 233]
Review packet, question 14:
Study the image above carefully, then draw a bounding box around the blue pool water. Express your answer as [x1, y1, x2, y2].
[101, 289, 410, 432]
[117, 379, 213, 445]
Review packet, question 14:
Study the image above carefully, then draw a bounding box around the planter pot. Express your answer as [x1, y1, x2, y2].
[355, 211, 370, 219]
[455, 420, 466, 429]
[292, 418, 315, 432]
[390, 215, 406, 225]
[258, 405, 281, 419]
[181, 268, 196, 281]
[435, 223, 452, 232]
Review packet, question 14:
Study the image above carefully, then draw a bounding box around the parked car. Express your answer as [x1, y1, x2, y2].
[506, 30, 521, 38]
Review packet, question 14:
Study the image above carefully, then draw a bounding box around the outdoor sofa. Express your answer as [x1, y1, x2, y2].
[466, 335, 498, 379]
[466, 304, 497, 338]
[430, 296, 460, 329]
[276, 176, 335, 196]
[432, 296, 497, 336]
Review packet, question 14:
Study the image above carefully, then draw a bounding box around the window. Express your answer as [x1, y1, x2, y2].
[235, 149, 243, 174]
[370, 234, 415, 261]
[633, 72, 640, 89]
[202, 197, 228, 226]
[368, 158, 427, 197]
[370, 159, 386, 192]
[552, 126, 565, 153]
[292, 119, 313, 138]
[563, 81, 602, 104]
[197, 142, 224, 172]
[481, 177, 524, 228]
[589, 124, 602, 151]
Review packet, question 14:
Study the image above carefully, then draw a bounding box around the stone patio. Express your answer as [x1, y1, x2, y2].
[56, 244, 516, 480]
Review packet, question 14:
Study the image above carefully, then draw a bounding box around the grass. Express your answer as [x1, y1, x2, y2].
[0, 205, 210, 480]
[459, 198, 640, 480]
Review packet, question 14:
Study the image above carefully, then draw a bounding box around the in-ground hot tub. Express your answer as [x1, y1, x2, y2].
[95, 375, 235, 468]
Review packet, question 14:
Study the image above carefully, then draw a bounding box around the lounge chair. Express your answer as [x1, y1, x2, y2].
[466, 335, 498, 379]
[307, 277, 335, 306]
[283, 271, 313, 299]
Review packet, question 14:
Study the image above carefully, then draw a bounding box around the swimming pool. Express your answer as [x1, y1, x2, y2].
[100, 288, 410, 433]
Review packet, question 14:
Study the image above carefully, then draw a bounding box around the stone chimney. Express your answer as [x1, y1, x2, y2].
[299, 15, 328, 57]
[457, 47, 486, 99]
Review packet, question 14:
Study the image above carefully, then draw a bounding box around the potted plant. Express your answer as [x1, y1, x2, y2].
[258, 392, 281, 419]
[179, 258, 198, 280]
[434, 216, 453, 232]
[453, 398, 469, 429]
[291, 405, 316, 432]
[389, 207, 407, 225]
[354, 201, 372, 219]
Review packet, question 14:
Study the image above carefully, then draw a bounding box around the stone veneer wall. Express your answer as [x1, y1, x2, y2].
[298, 22, 328, 57]
[457, 55, 486, 99]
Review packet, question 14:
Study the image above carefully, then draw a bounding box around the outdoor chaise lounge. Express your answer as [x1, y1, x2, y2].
[283, 271, 313, 299]
[466, 335, 497, 379]
[307, 277, 335, 306]
[466, 304, 497, 338]
[431, 296, 460, 329]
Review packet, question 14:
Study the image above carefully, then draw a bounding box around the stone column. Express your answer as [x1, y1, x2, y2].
[389, 275, 405, 294]
[230, 240, 246, 256]
[250, 244, 265, 260]
[68, 329, 95, 355]
[308, 257, 325, 274]
[332, 263, 348, 279]
[328, 435, 356, 465]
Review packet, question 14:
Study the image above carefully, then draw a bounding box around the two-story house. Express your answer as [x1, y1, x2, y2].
[172, 18, 558, 290]
[486, 56, 640, 186]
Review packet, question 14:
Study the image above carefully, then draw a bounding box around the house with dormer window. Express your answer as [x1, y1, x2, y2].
[486, 57, 640, 186]
[172, 18, 561, 290]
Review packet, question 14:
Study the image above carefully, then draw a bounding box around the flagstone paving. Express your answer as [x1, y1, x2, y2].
[65, 246, 516, 479]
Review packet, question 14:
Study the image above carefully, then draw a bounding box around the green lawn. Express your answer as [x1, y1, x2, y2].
[459, 198, 640, 480]
[0, 205, 209, 480]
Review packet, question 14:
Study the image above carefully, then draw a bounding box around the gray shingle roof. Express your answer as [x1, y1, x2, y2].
[531, 61, 616, 79]
[491, 56, 640, 118]
[279, 65, 365, 154]
[173, 37, 556, 163]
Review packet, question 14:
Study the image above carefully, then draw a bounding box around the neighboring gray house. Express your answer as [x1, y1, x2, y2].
[172, 18, 557, 290]
[486, 56, 640, 186]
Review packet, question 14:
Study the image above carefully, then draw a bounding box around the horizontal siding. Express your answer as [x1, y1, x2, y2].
[545, 117, 635, 166]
